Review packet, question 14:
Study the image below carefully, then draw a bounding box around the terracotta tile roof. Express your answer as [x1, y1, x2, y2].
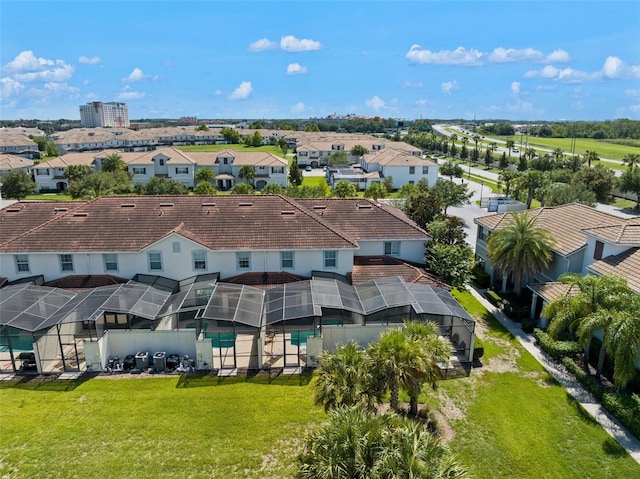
[0, 195, 358, 253]
[43, 274, 128, 290]
[475, 203, 624, 256]
[187, 150, 287, 167]
[581, 217, 640, 245]
[587, 247, 640, 293]
[0, 154, 34, 169]
[351, 256, 449, 288]
[125, 147, 195, 165]
[223, 271, 310, 289]
[297, 198, 429, 240]
[363, 148, 437, 167]
[0, 201, 86, 245]
[528, 282, 581, 302]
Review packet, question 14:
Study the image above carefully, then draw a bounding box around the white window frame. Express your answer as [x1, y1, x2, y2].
[15, 254, 30, 273]
[132, 167, 146, 175]
[175, 167, 189, 175]
[103, 253, 119, 272]
[324, 250, 337, 268]
[384, 241, 400, 256]
[59, 254, 74, 272]
[280, 251, 294, 269]
[148, 251, 163, 271]
[192, 250, 207, 270]
[236, 252, 251, 270]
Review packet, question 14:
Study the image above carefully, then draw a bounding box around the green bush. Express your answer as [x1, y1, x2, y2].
[473, 336, 484, 361]
[472, 265, 491, 288]
[602, 393, 640, 439]
[486, 290, 502, 307]
[534, 329, 582, 360]
[521, 318, 537, 334]
[561, 357, 605, 399]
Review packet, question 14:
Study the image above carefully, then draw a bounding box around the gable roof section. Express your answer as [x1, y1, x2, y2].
[351, 256, 449, 288]
[187, 149, 287, 167]
[581, 217, 640, 245]
[0, 195, 358, 253]
[474, 203, 624, 256]
[587, 247, 640, 293]
[297, 198, 430, 241]
[125, 147, 195, 165]
[0, 154, 34, 169]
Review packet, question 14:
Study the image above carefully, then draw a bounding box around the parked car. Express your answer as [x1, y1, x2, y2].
[305, 166, 312, 171]
[512, 148, 519, 153]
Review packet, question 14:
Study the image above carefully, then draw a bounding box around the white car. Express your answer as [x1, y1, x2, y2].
[512, 148, 519, 153]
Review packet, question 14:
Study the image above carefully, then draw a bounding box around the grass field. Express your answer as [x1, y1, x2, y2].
[496, 135, 640, 161]
[177, 144, 284, 156]
[24, 193, 75, 201]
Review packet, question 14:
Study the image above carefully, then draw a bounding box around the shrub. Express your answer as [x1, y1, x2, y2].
[602, 393, 640, 439]
[534, 329, 582, 360]
[561, 357, 605, 399]
[521, 318, 537, 334]
[472, 265, 491, 288]
[473, 336, 484, 361]
[486, 290, 502, 307]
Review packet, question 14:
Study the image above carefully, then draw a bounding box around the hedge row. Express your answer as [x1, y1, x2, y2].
[533, 329, 582, 360]
[561, 357, 640, 439]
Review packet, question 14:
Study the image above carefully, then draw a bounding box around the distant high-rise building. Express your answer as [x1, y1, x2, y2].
[79, 102, 129, 128]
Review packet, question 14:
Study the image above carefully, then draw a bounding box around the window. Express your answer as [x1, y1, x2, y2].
[223, 158, 228, 165]
[271, 167, 284, 174]
[103, 254, 118, 272]
[148, 252, 163, 271]
[36, 168, 49, 176]
[15, 254, 29, 273]
[175, 167, 189, 175]
[324, 250, 337, 268]
[192, 251, 207, 270]
[132, 167, 146, 175]
[237, 252, 251, 270]
[172, 242, 181, 253]
[280, 251, 294, 269]
[59, 254, 74, 272]
[422, 166, 429, 174]
[409, 166, 415, 174]
[159, 159, 165, 166]
[384, 241, 400, 255]
[594, 240, 604, 260]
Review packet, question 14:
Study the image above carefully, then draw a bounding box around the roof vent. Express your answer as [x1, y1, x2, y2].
[281, 210, 295, 215]
[238, 202, 253, 207]
[120, 203, 136, 208]
[357, 203, 373, 209]
[54, 207, 68, 213]
[159, 203, 174, 208]
[312, 205, 327, 210]
[73, 212, 88, 217]
[201, 202, 216, 207]
[5, 207, 21, 212]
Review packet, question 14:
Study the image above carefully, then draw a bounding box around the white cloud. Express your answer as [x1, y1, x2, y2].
[416, 98, 428, 106]
[291, 102, 307, 114]
[511, 82, 520, 96]
[406, 45, 483, 66]
[86, 92, 99, 100]
[228, 81, 253, 100]
[248, 38, 278, 52]
[280, 35, 322, 52]
[123, 67, 146, 82]
[42, 82, 79, 94]
[287, 63, 308, 75]
[117, 86, 146, 100]
[441, 81, 459, 94]
[3, 51, 75, 82]
[525, 56, 640, 83]
[602, 56, 625, 79]
[214, 89, 223, 96]
[0, 77, 25, 98]
[407, 45, 570, 66]
[524, 65, 560, 78]
[625, 89, 639, 98]
[365, 95, 385, 111]
[401, 81, 423, 89]
[79, 56, 100, 65]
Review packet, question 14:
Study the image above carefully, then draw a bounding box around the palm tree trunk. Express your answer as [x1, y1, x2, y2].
[409, 395, 419, 417]
[390, 386, 399, 410]
[595, 337, 606, 382]
[583, 336, 592, 372]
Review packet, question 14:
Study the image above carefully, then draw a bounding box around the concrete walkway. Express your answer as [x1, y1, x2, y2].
[468, 286, 640, 464]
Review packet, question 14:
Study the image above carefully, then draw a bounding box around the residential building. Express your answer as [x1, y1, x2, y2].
[79, 102, 130, 128]
[0, 154, 34, 177]
[0, 128, 41, 159]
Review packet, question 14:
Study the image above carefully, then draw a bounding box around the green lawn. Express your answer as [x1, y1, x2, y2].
[496, 136, 640, 161]
[177, 144, 283, 156]
[24, 193, 75, 201]
[301, 176, 329, 189]
[1, 293, 638, 478]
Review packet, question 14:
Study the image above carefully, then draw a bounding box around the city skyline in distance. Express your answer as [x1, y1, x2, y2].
[1, 1, 639, 122]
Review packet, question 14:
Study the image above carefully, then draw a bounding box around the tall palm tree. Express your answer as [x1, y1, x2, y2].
[583, 150, 599, 167]
[101, 152, 126, 172]
[606, 294, 640, 388]
[314, 341, 381, 412]
[545, 274, 634, 384]
[487, 212, 555, 295]
[622, 153, 640, 170]
[506, 139, 515, 157]
[194, 167, 215, 184]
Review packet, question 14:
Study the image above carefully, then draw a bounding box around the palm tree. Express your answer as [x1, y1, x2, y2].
[506, 139, 515, 157]
[238, 165, 255, 185]
[195, 167, 215, 184]
[622, 153, 640, 170]
[499, 171, 520, 197]
[545, 274, 634, 383]
[298, 405, 470, 479]
[517, 170, 547, 209]
[606, 294, 640, 388]
[583, 150, 599, 167]
[314, 341, 381, 412]
[101, 152, 126, 172]
[487, 212, 555, 295]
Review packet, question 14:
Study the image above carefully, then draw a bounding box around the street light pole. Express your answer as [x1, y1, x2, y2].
[480, 180, 484, 204]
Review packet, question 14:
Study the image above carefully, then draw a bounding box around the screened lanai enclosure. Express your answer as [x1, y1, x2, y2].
[0, 275, 475, 375]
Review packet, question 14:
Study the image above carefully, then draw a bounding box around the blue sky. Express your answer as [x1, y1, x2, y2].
[1, 1, 639, 121]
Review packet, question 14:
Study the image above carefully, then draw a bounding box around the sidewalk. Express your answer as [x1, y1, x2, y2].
[468, 286, 640, 464]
